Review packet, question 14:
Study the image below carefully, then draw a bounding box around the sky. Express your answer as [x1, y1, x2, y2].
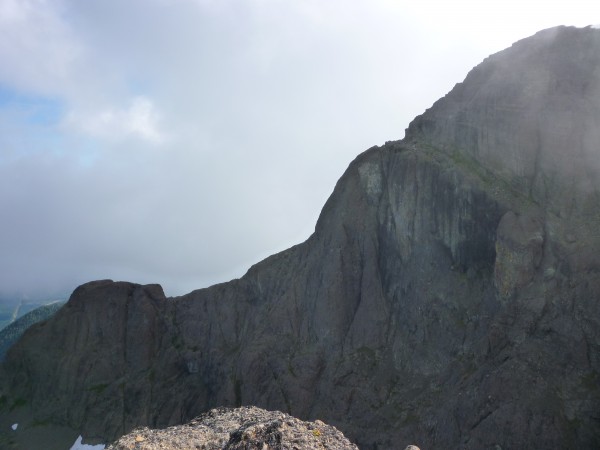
[0, 0, 598, 301]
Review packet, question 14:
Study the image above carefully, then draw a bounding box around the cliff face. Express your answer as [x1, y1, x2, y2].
[407, 27, 600, 211]
[2, 26, 600, 450]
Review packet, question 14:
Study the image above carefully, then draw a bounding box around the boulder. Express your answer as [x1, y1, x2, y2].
[107, 406, 359, 450]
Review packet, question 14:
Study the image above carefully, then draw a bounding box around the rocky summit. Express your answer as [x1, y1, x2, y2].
[107, 406, 359, 450]
[2, 26, 600, 449]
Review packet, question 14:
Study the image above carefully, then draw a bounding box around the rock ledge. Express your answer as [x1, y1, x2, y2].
[107, 406, 359, 450]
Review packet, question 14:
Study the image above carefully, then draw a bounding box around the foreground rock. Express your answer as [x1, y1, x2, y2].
[107, 406, 358, 450]
[2, 26, 600, 449]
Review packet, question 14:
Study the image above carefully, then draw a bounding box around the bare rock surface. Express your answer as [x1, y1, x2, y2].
[493, 210, 544, 298]
[107, 406, 358, 450]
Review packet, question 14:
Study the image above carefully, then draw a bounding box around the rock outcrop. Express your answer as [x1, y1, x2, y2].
[2, 26, 600, 449]
[107, 406, 359, 450]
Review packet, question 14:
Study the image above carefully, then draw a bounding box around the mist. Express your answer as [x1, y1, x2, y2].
[0, 0, 597, 300]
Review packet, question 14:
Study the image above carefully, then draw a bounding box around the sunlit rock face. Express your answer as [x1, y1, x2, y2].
[2, 26, 600, 450]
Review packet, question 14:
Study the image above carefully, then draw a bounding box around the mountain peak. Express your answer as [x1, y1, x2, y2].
[2, 27, 600, 449]
[407, 25, 600, 217]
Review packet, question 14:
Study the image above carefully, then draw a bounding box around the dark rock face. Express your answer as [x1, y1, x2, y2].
[2, 26, 600, 449]
[107, 406, 359, 450]
[1, 281, 169, 438]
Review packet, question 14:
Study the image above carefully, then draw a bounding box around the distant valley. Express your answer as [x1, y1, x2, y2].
[0, 301, 65, 361]
[0, 299, 64, 332]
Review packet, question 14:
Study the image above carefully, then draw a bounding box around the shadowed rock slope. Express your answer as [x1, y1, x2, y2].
[2, 26, 600, 449]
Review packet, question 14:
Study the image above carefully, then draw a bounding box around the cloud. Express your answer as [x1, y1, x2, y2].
[64, 96, 165, 144]
[0, 0, 81, 96]
[0, 0, 598, 300]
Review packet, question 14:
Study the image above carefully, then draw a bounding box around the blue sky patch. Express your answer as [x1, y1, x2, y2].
[0, 85, 65, 127]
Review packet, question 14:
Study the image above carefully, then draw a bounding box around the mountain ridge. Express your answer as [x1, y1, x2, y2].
[0, 301, 65, 361]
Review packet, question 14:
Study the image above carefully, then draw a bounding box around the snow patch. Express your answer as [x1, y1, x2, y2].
[11, 423, 18, 431]
[69, 435, 105, 450]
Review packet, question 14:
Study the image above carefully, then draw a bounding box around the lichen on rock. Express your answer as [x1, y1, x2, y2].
[494, 210, 544, 298]
[107, 406, 358, 450]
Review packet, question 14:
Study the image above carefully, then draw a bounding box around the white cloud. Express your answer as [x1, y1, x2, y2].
[64, 96, 165, 144]
[0, 0, 599, 300]
[0, 0, 82, 96]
